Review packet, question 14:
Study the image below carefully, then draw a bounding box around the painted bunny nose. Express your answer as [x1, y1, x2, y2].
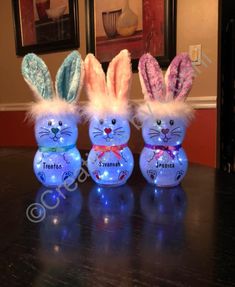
[51, 128, 59, 135]
[161, 128, 169, 135]
[104, 128, 112, 134]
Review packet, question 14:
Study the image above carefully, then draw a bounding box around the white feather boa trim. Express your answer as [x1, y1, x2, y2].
[84, 96, 131, 119]
[27, 98, 79, 121]
[137, 100, 194, 125]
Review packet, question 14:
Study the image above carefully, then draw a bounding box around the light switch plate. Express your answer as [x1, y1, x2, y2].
[189, 44, 201, 65]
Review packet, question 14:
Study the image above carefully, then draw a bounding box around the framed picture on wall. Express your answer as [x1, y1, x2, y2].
[85, 0, 176, 71]
[12, 0, 79, 56]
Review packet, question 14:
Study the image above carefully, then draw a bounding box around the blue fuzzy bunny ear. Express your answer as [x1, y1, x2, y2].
[56, 51, 84, 103]
[21, 53, 53, 100]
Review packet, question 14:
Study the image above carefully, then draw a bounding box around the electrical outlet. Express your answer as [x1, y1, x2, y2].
[189, 44, 201, 65]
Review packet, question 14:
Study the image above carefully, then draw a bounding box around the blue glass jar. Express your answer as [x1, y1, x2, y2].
[87, 115, 134, 186]
[34, 114, 81, 187]
[140, 117, 188, 187]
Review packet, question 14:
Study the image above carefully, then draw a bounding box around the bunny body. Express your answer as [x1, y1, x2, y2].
[88, 115, 133, 186]
[84, 50, 134, 186]
[138, 53, 194, 187]
[140, 116, 188, 186]
[22, 52, 84, 187]
[34, 114, 81, 186]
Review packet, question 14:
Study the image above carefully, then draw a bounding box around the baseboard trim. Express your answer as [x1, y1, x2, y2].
[0, 97, 217, 111]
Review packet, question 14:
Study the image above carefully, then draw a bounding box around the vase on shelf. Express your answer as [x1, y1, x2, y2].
[36, 0, 50, 20]
[117, 0, 138, 37]
[102, 9, 122, 39]
[46, 5, 67, 21]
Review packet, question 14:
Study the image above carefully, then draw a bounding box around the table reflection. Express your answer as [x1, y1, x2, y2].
[139, 184, 187, 275]
[88, 184, 134, 284]
[35, 185, 83, 225]
[34, 185, 83, 285]
[88, 184, 134, 230]
[141, 184, 187, 225]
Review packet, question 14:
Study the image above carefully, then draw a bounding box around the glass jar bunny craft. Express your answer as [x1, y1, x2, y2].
[84, 49, 134, 186]
[22, 49, 194, 188]
[137, 53, 194, 187]
[22, 51, 84, 187]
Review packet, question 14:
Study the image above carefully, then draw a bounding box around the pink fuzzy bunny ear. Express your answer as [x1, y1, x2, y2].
[84, 54, 107, 100]
[106, 49, 132, 102]
[165, 53, 194, 101]
[138, 53, 164, 101]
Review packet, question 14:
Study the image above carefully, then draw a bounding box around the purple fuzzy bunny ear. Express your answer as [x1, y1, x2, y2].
[165, 53, 194, 101]
[138, 53, 164, 101]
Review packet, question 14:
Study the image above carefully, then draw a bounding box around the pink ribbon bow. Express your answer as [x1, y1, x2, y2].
[93, 143, 128, 160]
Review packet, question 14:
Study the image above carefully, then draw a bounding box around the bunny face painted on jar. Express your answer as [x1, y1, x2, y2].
[84, 50, 134, 186]
[22, 51, 84, 187]
[35, 114, 78, 147]
[137, 53, 194, 187]
[142, 117, 187, 147]
[89, 115, 131, 146]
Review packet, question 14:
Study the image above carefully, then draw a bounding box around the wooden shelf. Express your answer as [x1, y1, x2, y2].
[96, 31, 144, 62]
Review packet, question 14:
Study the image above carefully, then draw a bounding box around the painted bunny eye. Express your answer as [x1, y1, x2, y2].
[111, 119, 116, 125]
[156, 120, 161, 125]
[48, 121, 52, 126]
[99, 119, 104, 125]
[169, 120, 174, 126]
[58, 121, 63, 126]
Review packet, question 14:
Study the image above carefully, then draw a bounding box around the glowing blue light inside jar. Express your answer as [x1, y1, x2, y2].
[87, 115, 134, 186]
[33, 114, 81, 187]
[140, 117, 188, 187]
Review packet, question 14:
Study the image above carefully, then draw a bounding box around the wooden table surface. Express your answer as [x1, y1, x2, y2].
[0, 148, 235, 287]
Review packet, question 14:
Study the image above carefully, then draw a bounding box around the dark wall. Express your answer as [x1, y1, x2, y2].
[219, 0, 235, 171]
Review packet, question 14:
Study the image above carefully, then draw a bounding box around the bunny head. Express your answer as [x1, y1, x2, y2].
[22, 51, 84, 147]
[138, 53, 194, 146]
[34, 114, 78, 148]
[84, 50, 132, 146]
